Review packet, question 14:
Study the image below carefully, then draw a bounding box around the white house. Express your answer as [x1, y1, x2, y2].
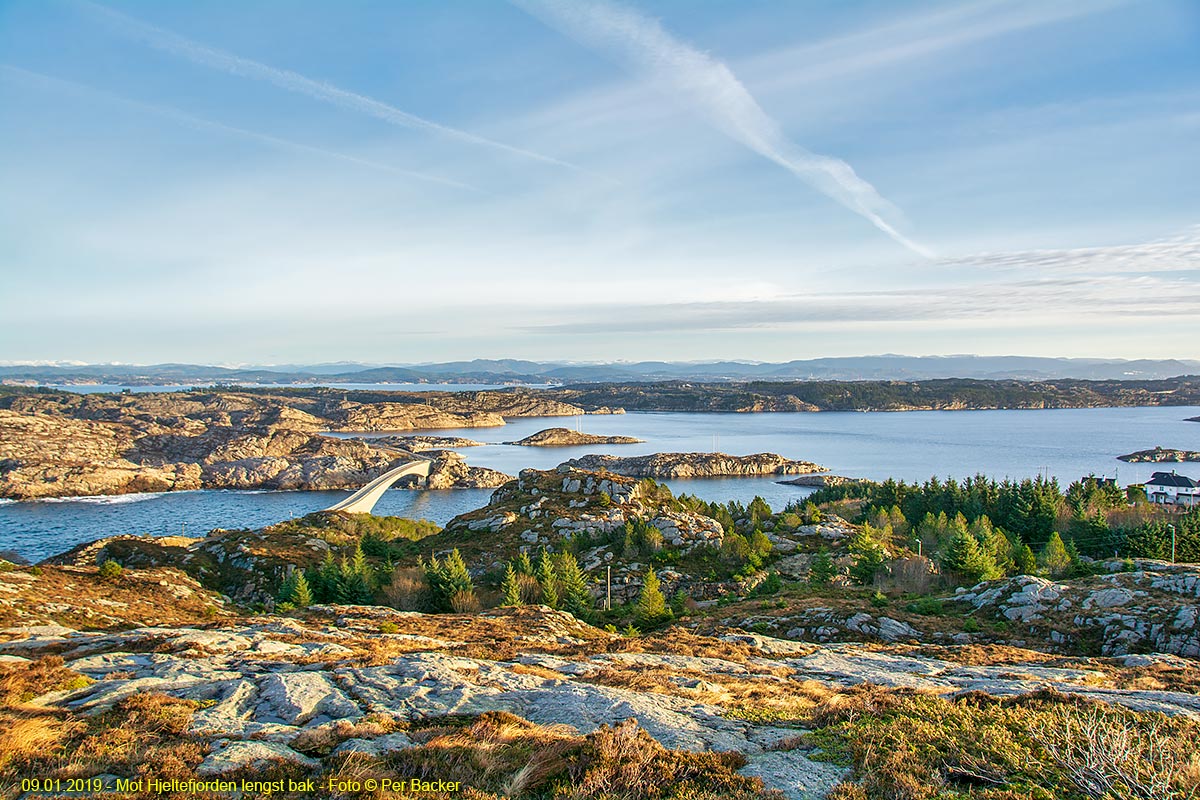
[1146, 471, 1200, 506]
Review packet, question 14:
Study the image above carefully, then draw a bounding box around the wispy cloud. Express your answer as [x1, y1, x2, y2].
[942, 226, 1200, 274]
[519, 227, 1200, 334]
[512, 0, 932, 256]
[78, 1, 585, 174]
[0, 65, 479, 192]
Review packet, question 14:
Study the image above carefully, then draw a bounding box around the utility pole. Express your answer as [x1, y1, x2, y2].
[1168, 524, 1176, 564]
[606, 565, 612, 611]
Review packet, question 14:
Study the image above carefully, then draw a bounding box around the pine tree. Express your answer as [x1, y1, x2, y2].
[514, 551, 535, 576]
[277, 570, 298, 604]
[291, 571, 312, 607]
[535, 549, 559, 609]
[808, 548, 836, 586]
[340, 553, 373, 604]
[1040, 532, 1072, 576]
[1014, 543, 1038, 575]
[940, 528, 1000, 583]
[555, 552, 593, 621]
[315, 551, 339, 603]
[351, 543, 370, 580]
[635, 568, 671, 627]
[500, 563, 522, 607]
[444, 549, 474, 596]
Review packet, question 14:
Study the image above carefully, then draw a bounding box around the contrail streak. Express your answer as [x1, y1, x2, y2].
[78, 1, 586, 174]
[513, 0, 933, 256]
[0, 65, 480, 192]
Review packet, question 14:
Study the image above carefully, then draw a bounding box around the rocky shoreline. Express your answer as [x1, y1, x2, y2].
[564, 452, 825, 479]
[0, 389, 598, 500]
[1118, 446, 1200, 463]
[505, 427, 644, 446]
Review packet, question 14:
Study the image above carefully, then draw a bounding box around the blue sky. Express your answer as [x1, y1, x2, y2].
[1, 0, 1198, 364]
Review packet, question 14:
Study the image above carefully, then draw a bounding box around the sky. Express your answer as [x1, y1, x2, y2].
[1, 0, 1198, 365]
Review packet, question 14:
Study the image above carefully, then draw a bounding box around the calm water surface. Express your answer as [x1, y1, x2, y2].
[3, 407, 1197, 562]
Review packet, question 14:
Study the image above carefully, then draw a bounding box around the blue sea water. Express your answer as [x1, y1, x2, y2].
[2, 406, 1197, 562]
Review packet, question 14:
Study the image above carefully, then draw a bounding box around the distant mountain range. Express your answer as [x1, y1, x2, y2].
[2, 356, 1198, 387]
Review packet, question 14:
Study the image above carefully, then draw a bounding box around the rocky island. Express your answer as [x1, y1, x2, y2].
[505, 427, 644, 446]
[1118, 447, 1200, 463]
[0, 388, 628, 499]
[564, 452, 825, 479]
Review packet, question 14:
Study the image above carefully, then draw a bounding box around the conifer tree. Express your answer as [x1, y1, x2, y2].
[315, 551, 340, 603]
[1040, 532, 1072, 576]
[277, 570, 298, 604]
[291, 571, 313, 607]
[514, 551, 535, 576]
[808, 548, 836, 586]
[444, 549, 474, 596]
[1014, 543, 1038, 575]
[940, 528, 1000, 583]
[635, 567, 671, 627]
[555, 552, 593, 621]
[535, 549, 559, 608]
[500, 563, 522, 607]
[351, 543, 370, 580]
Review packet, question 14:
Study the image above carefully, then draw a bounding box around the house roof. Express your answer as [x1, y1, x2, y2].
[1147, 471, 1199, 488]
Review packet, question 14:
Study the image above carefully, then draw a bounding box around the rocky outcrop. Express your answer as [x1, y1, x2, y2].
[954, 562, 1200, 658]
[421, 452, 512, 489]
[0, 390, 521, 499]
[776, 474, 861, 488]
[440, 466, 728, 594]
[505, 428, 644, 446]
[370, 435, 484, 451]
[1118, 447, 1200, 463]
[565, 452, 825, 479]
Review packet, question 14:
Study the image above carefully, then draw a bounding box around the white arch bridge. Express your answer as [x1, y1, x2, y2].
[324, 459, 432, 514]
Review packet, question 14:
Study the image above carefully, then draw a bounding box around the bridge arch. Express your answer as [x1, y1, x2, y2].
[325, 459, 432, 514]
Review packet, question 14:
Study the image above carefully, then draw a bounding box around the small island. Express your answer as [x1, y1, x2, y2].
[564, 451, 824, 478]
[1118, 446, 1200, 463]
[373, 434, 485, 451]
[505, 427, 644, 446]
[777, 474, 862, 488]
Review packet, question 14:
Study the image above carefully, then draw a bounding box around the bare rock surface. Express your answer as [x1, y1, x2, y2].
[565, 452, 825, 479]
[955, 563, 1200, 657]
[0, 389, 597, 499]
[3, 604, 1198, 800]
[505, 428, 644, 446]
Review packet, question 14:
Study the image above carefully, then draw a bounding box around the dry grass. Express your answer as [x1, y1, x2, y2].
[801, 687, 1200, 800]
[291, 714, 408, 756]
[0, 565, 228, 631]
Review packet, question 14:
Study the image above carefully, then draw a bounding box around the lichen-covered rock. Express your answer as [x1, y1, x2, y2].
[956, 563, 1200, 657]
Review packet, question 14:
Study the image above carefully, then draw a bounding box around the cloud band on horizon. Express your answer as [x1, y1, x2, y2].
[512, 0, 934, 257]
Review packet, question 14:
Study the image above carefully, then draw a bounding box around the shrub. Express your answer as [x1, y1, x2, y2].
[98, 560, 123, 581]
[906, 597, 944, 616]
[383, 567, 428, 611]
[379, 621, 399, 634]
[449, 590, 481, 613]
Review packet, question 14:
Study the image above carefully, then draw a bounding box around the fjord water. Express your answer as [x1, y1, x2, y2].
[2, 407, 1198, 562]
